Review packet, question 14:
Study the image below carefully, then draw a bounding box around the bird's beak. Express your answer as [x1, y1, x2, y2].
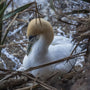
[27, 35, 36, 55]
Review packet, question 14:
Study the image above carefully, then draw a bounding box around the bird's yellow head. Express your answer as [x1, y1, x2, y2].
[27, 18, 54, 44]
[26, 18, 54, 55]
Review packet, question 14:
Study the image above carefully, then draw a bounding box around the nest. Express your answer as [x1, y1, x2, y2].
[73, 18, 90, 51]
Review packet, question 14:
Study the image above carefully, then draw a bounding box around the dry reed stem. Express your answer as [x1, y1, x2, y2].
[26, 51, 86, 72]
[70, 42, 80, 55]
[1, 13, 19, 44]
[15, 18, 28, 23]
[0, 52, 85, 89]
[22, 72, 57, 90]
[0, 52, 85, 73]
[0, 71, 57, 90]
[16, 84, 38, 90]
[0, 68, 13, 72]
[0, 41, 29, 48]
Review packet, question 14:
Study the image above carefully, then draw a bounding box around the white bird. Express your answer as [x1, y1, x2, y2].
[18, 18, 76, 80]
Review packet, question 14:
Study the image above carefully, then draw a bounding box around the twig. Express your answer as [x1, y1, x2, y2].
[26, 52, 86, 72]
[11, 0, 14, 12]
[57, 17, 77, 26]
[0, 52, 85, 89]
[64, 9, 90, 15]
[18, 8, 42, 17]
[0, 0, 13, 15]
[70, 42, 80, 55]
[0, 71, 20, 82]
[22, 72, 57, 90]
[0, 71, 57, 90]
[67, 41, 81, 71]
[16, 84, 38, 90]
[15, 18, 28, 23]
[0, 41, 29, 48]
[1, 13, 18, 45]
[0, 77, 28, 90]
[0, 68, 13, 72]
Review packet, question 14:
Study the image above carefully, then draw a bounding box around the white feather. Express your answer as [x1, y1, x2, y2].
[18, 35, 76, 80]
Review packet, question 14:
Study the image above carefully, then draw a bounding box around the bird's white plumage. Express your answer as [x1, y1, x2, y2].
[18, 35, 76, 80]
[18, 18, 76, 80]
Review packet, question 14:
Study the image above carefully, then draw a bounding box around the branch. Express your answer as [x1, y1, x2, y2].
[57, 17, 77, 26]
[82, 0, 90, 3]
[0, 68, 13, 72]
[0, 71, 57, 90]
[64, 9, 90, 15]
[0, 41, 29, 48]
[22, 72, 57, 90]
[1, 13, 18, 45]
[56, 9, 90, 25]
[0, 78, 28, 90]
[0, 71, 20, 82]
[26, 52, 86, 72]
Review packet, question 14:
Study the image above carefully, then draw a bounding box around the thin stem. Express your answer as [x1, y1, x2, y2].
[26, 52, 86, 72]
[1, 13, 18, 45]
[0, 0, 5, 55]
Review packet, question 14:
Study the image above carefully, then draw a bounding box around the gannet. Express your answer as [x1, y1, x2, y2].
[18, 18, 76, 80]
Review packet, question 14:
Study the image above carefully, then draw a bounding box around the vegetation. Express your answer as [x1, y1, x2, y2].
[0, 0, 6, 55]
[0, 0, 90, 89]
[0, 0, 38, 55]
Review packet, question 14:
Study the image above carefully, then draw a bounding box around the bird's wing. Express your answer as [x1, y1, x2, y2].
[51, 35, 71, 45]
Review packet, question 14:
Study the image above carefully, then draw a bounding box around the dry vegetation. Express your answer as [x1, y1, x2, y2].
[0, 0, 90, 90]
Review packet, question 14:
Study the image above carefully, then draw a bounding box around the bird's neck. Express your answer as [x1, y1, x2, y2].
[32, 34, 49, 55]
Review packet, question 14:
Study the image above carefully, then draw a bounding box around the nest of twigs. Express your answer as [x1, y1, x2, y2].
[73, 18, 90, 51]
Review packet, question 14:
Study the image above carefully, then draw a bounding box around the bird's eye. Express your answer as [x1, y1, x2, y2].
[29, 35, 36, 41]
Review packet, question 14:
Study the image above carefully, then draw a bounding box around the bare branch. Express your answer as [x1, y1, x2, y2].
[0, 41, 29, 48]
[64, 9, 90, 15]
[26, 52, 86, 72]
[1, 13, 18, 45]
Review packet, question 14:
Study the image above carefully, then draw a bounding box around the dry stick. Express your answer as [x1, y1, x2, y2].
[1, 3, 41, 45]
[11, 0, 14, 12]
[35, 0, 38, 19]
[1, 13, 18, 45]
[77, 31, 90, 38]
[19, 8, 42, 17]
[6, 9, 42, 23]
[16, 84, 38, 90]
[64, 9, 90, 15]
[0, 68, 14, 72]
[1, 4, 41, 44]
[15, 18, 28, 23]
[0, 77, 28, 90]
[0, 53, 85, 89]
[26, 52, 86, 72]
[57, 13, 82, 25]
[47, 42, 81, 80]
[67, 41, 81, 71]
[35, 1, 38, 24]
[70, 42, 80, 55]
[18, 2, 36, 14]
[0, 71, 20, 82]
[0, 41, 29, 48]
[1, 2, 36, 44]
[66, 16, 84, 24]
[22, 72, 57, 90]
[57, 17, 77, 26]
[16, 2, 42, 17]
[0, 71, 57, 90]
[0, 0, 6, 4]
[35, 1, 42, 26]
